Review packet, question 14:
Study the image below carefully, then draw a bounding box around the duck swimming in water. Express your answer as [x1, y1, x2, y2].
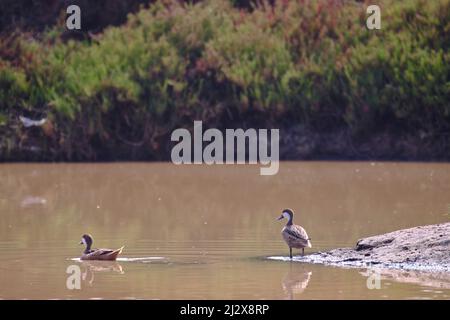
[277, 209, 312, 259]
[79, 234, 124, 261]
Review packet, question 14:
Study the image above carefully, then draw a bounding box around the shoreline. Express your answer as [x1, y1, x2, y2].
[2, 125, 450, 162]
[270, 223, 450, 273]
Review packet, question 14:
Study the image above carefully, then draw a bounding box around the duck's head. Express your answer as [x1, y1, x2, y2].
[277, 208, 294, 222]
[79, 234, 93, 248]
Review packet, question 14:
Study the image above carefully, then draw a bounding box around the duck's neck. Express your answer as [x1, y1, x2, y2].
[286, 217, 293, 226]
[84, 243, 92, 254]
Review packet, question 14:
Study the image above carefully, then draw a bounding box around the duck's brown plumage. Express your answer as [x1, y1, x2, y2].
[282, 224, 311, 249]
[80, 247, 124, 261]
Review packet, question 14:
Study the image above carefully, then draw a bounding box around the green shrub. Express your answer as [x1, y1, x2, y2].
[0, 0, 449, 160]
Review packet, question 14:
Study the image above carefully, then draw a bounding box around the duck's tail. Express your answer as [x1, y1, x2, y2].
[109, 246, 124, 260]
[307, 239, 312, 248]
[117, 246, 124, 254]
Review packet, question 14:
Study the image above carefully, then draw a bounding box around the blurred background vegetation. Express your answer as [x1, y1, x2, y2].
[0, 0, 449, 161]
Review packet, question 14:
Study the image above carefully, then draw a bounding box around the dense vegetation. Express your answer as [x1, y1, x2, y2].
[0, 0, 449, 161]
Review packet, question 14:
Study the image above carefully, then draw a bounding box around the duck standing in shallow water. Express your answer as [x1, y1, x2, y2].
[79, 234, 124, 261]
[277, 209, 312, 259]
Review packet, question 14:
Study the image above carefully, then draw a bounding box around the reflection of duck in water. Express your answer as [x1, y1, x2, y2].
[80, 261, 124, 286]
[80, 234, 124, 261]
[282, 266, 312, 300]
[277, 209, 312, 258]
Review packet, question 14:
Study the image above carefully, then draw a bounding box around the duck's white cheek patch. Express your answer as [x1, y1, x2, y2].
[81, 238, 87, 246]
[282, 212, 290, 219]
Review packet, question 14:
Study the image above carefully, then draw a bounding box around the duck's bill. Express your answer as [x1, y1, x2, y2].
[79, 240, 83, 245]
[277, 215, 284, 221]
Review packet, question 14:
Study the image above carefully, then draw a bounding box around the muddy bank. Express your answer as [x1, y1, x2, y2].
[290, 223, 450, 272]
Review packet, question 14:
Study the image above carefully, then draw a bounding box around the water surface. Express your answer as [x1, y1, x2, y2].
[0, 162, 449, 299]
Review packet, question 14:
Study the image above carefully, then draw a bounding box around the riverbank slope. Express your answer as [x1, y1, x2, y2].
[301, 223, 450, 272]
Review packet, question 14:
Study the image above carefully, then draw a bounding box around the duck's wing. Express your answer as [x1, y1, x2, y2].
[82, 247, 123, 260]
[284, 225, 312, 247]
[286, 225, 309, 240]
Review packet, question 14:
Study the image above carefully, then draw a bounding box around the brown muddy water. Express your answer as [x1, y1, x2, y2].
[0, 162, 449, 300]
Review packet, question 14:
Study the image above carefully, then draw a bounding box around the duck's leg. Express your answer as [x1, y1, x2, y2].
[289, 247, 292, 259]
[302, 248, 305, 256]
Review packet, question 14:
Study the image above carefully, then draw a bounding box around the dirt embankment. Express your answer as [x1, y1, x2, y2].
[303, 223, 450, 272]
